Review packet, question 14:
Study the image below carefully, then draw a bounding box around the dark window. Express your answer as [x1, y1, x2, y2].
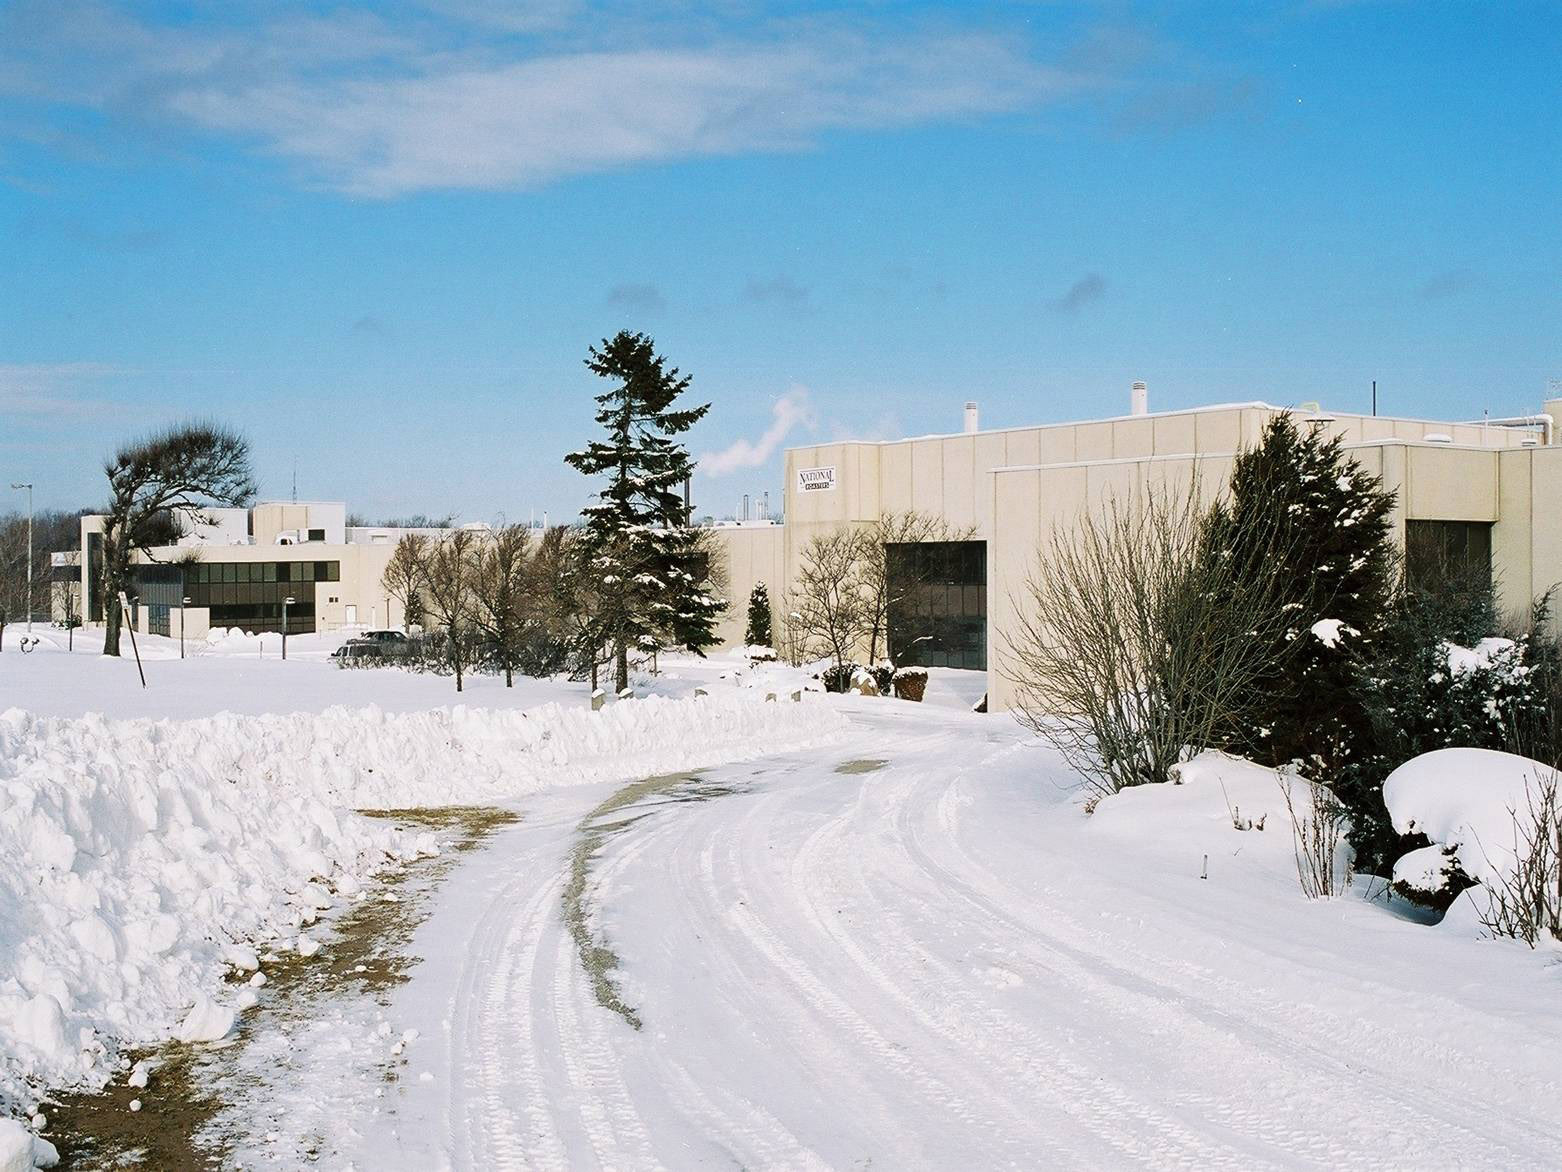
[885, 540, 987, 671]
[307, 528, 326, 542]
[1406, 521, 1492, 595]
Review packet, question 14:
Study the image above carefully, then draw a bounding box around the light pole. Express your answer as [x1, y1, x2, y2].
[10, 483, 32, 633]
[181, 595, 191, 659]
[283, 595, 296, 660]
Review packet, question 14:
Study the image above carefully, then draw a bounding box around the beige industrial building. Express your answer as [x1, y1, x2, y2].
[710, 390, 1562, 709]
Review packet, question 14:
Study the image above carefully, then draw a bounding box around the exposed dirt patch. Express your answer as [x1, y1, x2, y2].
[835, 758, 889, 774]
[44, 806, 517, 1170]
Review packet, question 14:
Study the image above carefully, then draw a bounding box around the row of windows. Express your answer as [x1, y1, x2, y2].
[184, 582, 320, 607]
[185, 560, 340, 585]
[209, 602, 316, 635]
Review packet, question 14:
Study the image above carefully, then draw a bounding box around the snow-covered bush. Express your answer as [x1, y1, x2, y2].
[869, 661, 895, 696]
[1384, 747, 1561, 943]
[1340, 582, 1556, 878]
[819, 663, 858, 694]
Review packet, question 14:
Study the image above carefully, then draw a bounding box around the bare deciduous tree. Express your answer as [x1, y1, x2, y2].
[99, 425, 255, 656]
[789, 528, 873, 672]
[422, 528, 482, 692]
[381, 533, 430, 632]
[473, 524, 532, 688]
[1002, 482, 1301, 797]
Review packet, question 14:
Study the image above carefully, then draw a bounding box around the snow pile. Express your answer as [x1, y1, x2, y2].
[1383, 746, 1558, 891]
[0, 1119, 57, 1170]
[1088, 751, 1300, 872]
[0, 692, 847, 1112]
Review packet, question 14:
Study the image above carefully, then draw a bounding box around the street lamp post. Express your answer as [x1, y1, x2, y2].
[181, 595, 191, 659]
[283, 595, 296, 660]
[10, 483, 32, 633]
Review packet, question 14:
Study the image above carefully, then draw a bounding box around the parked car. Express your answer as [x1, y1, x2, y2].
[330, 640, 383, 662]
[359, 630, 411, 655]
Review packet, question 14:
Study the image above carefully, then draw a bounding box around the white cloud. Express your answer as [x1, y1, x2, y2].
[0, 5, 1088, 197]
[701, 385, 816, 477]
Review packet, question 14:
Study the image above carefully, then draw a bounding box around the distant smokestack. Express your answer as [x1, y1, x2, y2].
[742, 493, 749, 522]
[963, 401, 979, 434]
[762, 490, 770, 520]
[1131, 381, 1149, 416]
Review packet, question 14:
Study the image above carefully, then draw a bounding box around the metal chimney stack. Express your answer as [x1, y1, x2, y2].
[1131, 381, 1149, 416]
[963, 401, 979, 434]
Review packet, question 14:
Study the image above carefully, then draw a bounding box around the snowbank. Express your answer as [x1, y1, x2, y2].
[1383, 746, 1558, 890]
[0, 692, 847, 1114]
[1088, 751, 1300, 864]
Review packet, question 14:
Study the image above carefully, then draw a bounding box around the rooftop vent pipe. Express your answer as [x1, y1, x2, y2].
[963, 402, 979, 434]
[1131, 381, 1148, 416]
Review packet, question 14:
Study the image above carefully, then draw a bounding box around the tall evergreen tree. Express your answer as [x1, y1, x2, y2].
[565, 331, 726, 692]
[1204, 415, 1397, 778]
[745, 582, 773, 648]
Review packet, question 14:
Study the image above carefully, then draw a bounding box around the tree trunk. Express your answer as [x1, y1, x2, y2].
[102, 531, 126, 656]
[615, 640, 629, 694]
[103, 594, 122, 656]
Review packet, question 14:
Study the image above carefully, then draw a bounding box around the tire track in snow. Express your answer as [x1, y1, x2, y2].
[900, 765, 1562, 1168]
[793, 770, 1252, 1169]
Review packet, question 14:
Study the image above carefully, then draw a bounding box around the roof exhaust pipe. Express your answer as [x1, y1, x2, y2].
[1131, 380, 1148, 417]
[963, 401, 979, 434]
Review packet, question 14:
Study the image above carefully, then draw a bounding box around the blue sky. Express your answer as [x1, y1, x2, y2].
[1, 1, 1558, 521]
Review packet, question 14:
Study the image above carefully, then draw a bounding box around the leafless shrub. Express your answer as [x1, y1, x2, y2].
[789, 528, 873, 670]
[1474, 768, 1561, 946]
[1001, 481, 1300, 797]
[1279, 774, 1350, 899]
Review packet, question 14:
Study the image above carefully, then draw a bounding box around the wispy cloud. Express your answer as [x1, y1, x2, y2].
[701, 384, 816, 476]
[606, 282, 666, 313]
[0, 361, 127, 418]
[744, 275, 809, 311]
[1051, 272, 1106, 314]
[0, 4, 1091, 197]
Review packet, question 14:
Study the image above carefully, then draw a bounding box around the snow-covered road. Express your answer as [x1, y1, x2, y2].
[298, 701, 1562, 1171]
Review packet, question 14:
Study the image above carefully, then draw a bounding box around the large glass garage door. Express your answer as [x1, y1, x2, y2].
[885, 540, 986, 671]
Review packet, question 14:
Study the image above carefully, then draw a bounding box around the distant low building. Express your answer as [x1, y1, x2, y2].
[63, 501, 451, 640]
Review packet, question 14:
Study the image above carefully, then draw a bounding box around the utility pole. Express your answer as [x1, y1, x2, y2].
[10, 483, 32, 632]
[1371, 380, 1377, 418]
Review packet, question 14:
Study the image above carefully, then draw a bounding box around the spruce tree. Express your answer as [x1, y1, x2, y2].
[1205, 415, 1397, 782]
[745, 582, 773, 648]
[565, 331, 726, 693]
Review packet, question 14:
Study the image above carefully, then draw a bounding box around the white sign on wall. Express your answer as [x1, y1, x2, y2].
[797, 465, 838, 493]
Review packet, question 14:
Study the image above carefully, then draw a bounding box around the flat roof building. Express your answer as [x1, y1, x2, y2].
[709, 390, 1562, 710]
[66, 503, 453, 642]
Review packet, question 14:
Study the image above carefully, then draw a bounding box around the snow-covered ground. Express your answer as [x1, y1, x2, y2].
[4, 642, 1562, 1168]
